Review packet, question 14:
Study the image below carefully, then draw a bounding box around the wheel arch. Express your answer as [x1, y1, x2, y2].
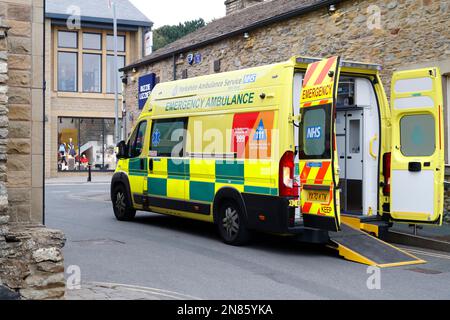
[212, 187, 247, 225]
[111, 171, 132, 203]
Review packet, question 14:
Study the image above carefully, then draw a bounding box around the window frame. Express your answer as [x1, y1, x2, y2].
[54, 27, 128, 96]
[128, 120, 148, 158]
[149, 118, 188, 158]
[299, 104, 332, 160]
[399, 113, 436, 157]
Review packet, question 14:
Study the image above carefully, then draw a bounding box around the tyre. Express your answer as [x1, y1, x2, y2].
[217, 200, 250, 246]
[112, 184, 136, 221]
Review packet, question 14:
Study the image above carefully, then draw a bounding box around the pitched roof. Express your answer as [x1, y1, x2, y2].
[45, 0, 152, 28]
[122, 0, 342, 71]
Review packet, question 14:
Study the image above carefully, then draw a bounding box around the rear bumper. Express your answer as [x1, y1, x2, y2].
[241, 193, 328, 242]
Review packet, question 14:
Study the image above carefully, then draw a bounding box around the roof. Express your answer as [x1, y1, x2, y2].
[45, 0, 152, 28]
[122, 0, 342, 71]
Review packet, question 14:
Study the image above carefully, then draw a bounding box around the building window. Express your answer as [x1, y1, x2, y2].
[107, 34, 125, 52]
[58, 52, 77, 92]
[83, 32, 102, 50]
[58, 117, 122, 172]
[55, 29, 127, 94]
[83, 53, 102, 92]
[107, 55, 125, 93]
[58, 31, 78, 48]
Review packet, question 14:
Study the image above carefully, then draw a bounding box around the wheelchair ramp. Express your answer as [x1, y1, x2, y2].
[329, 223, 426, 267]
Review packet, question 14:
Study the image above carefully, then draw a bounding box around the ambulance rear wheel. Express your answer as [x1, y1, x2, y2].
[112, 184, 136, 221]
[217, 200, 250, 246]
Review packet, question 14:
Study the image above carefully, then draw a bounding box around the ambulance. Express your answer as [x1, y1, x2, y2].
[111, 56, 444, 247]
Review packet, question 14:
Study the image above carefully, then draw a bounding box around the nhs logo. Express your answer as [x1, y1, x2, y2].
[243, 74, 257, 84]
[306, 126, 322, 139]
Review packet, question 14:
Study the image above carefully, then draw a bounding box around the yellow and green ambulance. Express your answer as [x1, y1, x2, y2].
[111, 56, 444, 245]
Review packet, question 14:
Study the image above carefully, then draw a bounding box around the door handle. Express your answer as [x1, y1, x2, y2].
[149, 158, 153, 172]
[140, 158, 145, 170]
[408, 162, 421, 172]
[369, 134, 378, 159]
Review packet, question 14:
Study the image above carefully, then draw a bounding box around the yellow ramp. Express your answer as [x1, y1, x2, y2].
[329, 223, 425, 268]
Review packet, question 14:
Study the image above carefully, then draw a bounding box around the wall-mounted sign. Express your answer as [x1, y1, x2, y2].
[144, 31, 153, 56]
[187, 53, 194, 65]
[194, 53, 202, 64]
[138, 73, 156, 110]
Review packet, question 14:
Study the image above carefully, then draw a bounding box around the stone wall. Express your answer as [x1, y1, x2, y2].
[0, 1, 65, 300]
[124, 0, 450, 217]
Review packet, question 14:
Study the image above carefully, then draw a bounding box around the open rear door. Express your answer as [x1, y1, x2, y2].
[298, 56, 341, 231]
[390, 68, 444, 225]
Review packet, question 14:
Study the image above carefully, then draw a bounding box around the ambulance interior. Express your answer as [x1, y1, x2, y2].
[294, 73, 380, 217]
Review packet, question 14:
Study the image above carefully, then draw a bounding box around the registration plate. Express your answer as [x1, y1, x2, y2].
[306, 191, 329, 203]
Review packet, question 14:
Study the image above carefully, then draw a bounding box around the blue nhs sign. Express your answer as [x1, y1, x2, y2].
[306, 126, 322, 139]
[138, 73, 156, 110]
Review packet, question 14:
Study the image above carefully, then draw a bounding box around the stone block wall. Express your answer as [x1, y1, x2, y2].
[0, 1, 65, 300]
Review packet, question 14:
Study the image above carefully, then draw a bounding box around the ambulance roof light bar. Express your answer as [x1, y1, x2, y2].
[295, 56, 382, 71]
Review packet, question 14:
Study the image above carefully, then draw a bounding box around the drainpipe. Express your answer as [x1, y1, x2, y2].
[173, 54, 177, 81]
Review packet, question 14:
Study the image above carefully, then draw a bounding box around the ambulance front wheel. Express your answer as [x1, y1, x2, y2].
[217, 200, 250, 246]
[112, 184, 136, 221]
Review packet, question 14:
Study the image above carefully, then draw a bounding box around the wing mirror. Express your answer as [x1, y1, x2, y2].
[115, 140, 128, 159]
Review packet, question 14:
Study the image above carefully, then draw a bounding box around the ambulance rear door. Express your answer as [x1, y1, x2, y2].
[298, 56, 341, 232]
[390, 67, 444, 225]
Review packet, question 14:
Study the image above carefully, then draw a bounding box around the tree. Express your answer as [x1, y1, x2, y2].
[153, 18, 206, 51]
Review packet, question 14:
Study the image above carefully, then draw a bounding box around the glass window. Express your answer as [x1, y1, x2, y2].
[299, 106, 331, 159]
[107, 35, 125, 52]
[400, 114, 435, 156]
[58, 31, 78, 48]
[80, 118, 104, 170]
[129, 121, 147, 158]
[57, 118, 80, 171]
[58, 52, 77, 92]
[104, 119, 119, 170]
[106, 55, 125, 93]
[150, 119, 187, 157]
[82, 54, 102, 93]
[83, 33, 102, 50]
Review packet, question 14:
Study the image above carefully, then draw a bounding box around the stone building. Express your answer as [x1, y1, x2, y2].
[45, 0, 152, 178]
[121, 0, 450, 216]
[0, 0, 65, 299]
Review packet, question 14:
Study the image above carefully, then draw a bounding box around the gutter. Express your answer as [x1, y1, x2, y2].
[121, 0, 343, 72]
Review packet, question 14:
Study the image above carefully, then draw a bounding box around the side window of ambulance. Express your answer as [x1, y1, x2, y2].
[299, 106, 331, 159]
[150, 118, 187, 157]
[400, 114, 435, 156]
[128, 121, 147, 158]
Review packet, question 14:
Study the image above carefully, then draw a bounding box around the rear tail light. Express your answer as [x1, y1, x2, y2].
[279, 151, 298, 197]
[383, 152, 391, 196]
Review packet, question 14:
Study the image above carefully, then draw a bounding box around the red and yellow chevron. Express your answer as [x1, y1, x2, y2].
[301, 56, 339, 107]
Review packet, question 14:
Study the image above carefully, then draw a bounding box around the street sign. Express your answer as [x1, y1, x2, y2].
[138, 73, 156, 110]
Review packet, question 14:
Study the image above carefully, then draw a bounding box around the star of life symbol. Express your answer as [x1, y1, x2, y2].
[152, 129, 161, 147]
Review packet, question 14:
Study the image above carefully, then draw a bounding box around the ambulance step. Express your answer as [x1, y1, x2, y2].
[329, 223, 425, 267]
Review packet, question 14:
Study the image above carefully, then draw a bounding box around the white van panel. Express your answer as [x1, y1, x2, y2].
[394, 96, 434, 109]
[394, 77, 433, 93]
[391, 170, 434, 217]
[357, 78, 379, 216]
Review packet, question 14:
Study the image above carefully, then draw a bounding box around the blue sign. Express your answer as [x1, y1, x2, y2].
[152, 129, 161, 147]
[306, 126, 322, 139]
[194, 53, 202, 64]
[253, 119, 267, 141]
[138, 73, 156, 110]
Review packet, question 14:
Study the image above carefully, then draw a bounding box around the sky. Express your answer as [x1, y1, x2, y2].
[129, 0, 226, 28]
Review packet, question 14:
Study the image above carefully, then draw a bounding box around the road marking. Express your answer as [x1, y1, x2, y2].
[89, 281, 202, 300]
[404, 248, 450, 260]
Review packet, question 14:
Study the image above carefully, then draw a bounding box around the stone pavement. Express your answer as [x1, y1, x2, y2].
[65, 282, 201, 300]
